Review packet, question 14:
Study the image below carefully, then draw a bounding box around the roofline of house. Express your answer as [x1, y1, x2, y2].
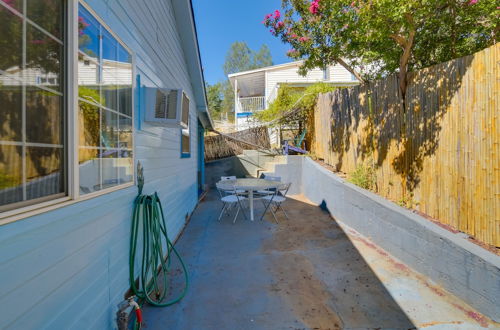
[227, 61, 304, 79]
[172, 0, 213, 130]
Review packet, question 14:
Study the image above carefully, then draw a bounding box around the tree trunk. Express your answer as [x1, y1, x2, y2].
[398, 28, 415, 105]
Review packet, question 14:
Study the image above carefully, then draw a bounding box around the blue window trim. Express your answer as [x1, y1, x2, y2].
[180, 127, 191, 158]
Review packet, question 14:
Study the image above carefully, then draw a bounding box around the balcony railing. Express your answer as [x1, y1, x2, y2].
[238, 96, 266, 112]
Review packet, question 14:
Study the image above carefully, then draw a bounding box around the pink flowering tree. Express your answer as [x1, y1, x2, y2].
[264, 0, 498, 98]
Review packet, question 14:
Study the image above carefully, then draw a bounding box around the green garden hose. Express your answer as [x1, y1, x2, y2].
[129, 192, 189, 327]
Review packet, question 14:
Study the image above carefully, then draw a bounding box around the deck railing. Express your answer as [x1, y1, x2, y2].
[238, 96, 266, 112]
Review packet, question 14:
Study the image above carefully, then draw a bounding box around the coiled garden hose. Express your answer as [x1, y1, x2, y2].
[129, 192, 189, 328]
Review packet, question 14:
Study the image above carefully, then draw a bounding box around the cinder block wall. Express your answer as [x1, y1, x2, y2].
[271, 156, 500, 322]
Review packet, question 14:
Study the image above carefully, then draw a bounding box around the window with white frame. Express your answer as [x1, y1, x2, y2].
[78, 3, 133, 194]
[0, 0, 66, 211]
[0, 0, 134, 214]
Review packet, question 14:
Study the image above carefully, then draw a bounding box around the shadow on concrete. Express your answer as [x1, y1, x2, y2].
[141, 190, 415, 329]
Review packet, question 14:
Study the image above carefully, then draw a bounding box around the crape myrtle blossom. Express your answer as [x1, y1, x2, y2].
[263, 1, 320, 60]
[263, 0, 498, 88]
[309, 0, 320, 14]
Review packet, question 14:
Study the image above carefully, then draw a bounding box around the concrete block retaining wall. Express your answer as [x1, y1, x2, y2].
[271, 156, 500, 321]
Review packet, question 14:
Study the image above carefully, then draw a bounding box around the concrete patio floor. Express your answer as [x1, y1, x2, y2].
[142, 190, 499, 329]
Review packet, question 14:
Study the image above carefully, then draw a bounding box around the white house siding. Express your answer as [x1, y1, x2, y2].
[0, 1, 202, 329]
[265, 63, 355, 103]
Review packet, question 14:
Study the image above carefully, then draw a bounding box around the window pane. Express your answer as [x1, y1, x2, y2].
[118, 44, 132, 116]
[0, 0, 22, 12]
[0, 85, 22, 142]
[79, 101, 100, 147]
[78, 55, 100, 104]
[101, 85, 118, 111]
[78, 5, 100, 61]
[27, 0, 64, 40]
[118, 154, 133, 183]
[26, 146, 63, 200]
[101, 109, 118, 148]
[76, 5, 134, 196]
[101, 151, 119, 189]
[26, 88, 63, 144]
[0, 145, 23, 206]
[79, 148, 101, 194]
[118, 116, 132, 149]
[181, 131, 190, 154]
[0, 5, 23, 73]
[102, 29, 118, 111]
[26, 24, 63, 91]
[181, 92, 189, 126]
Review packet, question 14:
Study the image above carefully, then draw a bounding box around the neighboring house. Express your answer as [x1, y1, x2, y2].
[0, 0, 211, 329]
[228, 61, 359, 131]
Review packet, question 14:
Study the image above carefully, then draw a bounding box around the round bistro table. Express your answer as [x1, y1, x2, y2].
[217, 178, 280, 221]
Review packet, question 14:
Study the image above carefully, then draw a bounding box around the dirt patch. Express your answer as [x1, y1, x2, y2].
[267, 253, 343, 329]
[261, 198, 347, 253]
[261, 198, 344, 328]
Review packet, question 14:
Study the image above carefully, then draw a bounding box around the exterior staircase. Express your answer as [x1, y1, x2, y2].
[236, 150, 287, 178]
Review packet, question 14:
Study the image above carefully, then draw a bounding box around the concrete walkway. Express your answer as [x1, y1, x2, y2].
[142, 191, 499, 329]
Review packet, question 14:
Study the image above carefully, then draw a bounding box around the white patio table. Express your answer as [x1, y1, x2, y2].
[217, 178, 280, 221]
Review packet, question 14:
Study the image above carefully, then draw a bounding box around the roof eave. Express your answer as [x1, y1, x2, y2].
[171, 0, 213, 130]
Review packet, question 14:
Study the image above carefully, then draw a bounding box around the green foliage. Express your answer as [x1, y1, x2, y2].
[252, 44, 274, 69]
[264, 0, 498, 81]
[78, 87, 102, 146]
[256, 82, 336, 125]
[398, 193, 416, 209]
[223, 42, 274, 76]
[348, 164, 376, 191]
[221, 80, 234, 117]
[206, 82, 223, 120]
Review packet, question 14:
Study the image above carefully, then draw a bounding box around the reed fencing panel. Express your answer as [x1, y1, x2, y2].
[204, 126, 271, 162]
[312, 44, 499, 247]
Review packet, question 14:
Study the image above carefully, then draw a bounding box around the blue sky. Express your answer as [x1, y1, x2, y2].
[192, 0, 290, 85]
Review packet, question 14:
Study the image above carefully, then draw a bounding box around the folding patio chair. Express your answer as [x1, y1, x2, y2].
[220, 176, 246, 195]
[256, 175, 281, 196]
[260, 182, 291, 223]
[216, 182, 248, 223]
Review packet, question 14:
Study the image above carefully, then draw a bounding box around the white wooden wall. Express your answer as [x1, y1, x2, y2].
[265, 63, 355, 103]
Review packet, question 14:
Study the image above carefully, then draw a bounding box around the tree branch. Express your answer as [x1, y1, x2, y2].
[335, 57, 367, 83]
[390, 34, 407, 48]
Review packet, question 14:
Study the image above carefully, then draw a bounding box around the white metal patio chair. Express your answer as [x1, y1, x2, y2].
[260, 182, 291, 223]
[216, 182, 248, 223]
[221, 176, 247, 195]
[256, 175, 281, 196]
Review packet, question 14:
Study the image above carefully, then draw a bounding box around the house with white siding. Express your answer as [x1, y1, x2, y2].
[0, 0, 211, 328]
[228, 61, 359, 131]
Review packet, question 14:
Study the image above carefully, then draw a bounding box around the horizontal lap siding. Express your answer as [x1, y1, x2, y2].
[265, 64, 355, 102]
[0, 0, 200, 329]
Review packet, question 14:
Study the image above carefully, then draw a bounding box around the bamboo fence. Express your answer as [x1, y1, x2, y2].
[311, 44, 499, 247]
